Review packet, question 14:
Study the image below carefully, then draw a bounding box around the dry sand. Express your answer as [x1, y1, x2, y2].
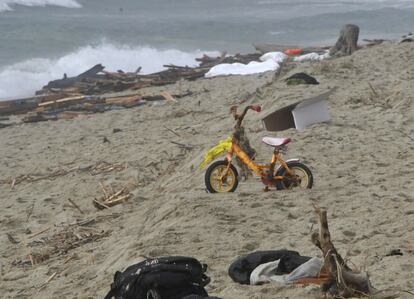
[1, 42, 413, 299]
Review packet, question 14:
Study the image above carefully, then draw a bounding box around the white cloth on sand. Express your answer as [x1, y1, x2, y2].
[293, 51, 330, 62]
[205, 52, 287, 78]
[259, 52, 288, 63]
[250, 257, 323, 285]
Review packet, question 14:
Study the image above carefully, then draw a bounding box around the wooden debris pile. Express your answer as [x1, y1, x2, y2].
[37, 52, 263, 97]
[18, 90, 188, 123]
[37, 63, 209, 96]
[93, 185, 131, 210]
[13, 227, 110, 267]
[0, 52, 263, 123]
[68, 213, 122, 227]
[196, 52, 262, 68]
[89, 161, 127, 175]
[1, 161, 127, 188]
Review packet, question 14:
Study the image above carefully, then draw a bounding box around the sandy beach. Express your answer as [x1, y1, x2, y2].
[1, 41, 413, 298]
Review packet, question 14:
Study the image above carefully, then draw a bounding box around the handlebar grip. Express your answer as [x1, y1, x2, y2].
[250, 105, 262, 112]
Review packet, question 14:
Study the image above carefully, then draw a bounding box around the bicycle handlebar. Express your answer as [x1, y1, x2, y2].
[234, 105, 261, 128]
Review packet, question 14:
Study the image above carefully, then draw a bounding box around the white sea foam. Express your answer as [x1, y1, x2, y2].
[0, 0, 81, 12]
[258, 0, 414, 9]
[0, 43, 216, 99]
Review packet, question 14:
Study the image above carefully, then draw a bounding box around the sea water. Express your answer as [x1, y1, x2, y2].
[0, 0, 413, 98]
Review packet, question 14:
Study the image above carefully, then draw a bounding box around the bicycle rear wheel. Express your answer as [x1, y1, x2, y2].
[275, 162, 313, 190]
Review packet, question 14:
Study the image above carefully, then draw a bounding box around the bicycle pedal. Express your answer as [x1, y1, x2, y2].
[262, 186, 269, 192]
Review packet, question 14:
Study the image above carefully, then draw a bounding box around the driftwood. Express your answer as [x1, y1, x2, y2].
[196, 53, 262, 68]
[5, 52, 264, 121]
[0, 97, 40, 116]
[0, 161, 127, 187]
[20, 91, 189, 123]
[362, 39, 388, 47]
[38, 63, 212, 96]
[330, 24, 360, 56]
[160, 91, 177, 102]
[23, 112, 51, 123]
[67, 198, 84, 214]
[312, 207, 372, 298]
[253, 43, 300, 54]
[93, 186, 131, 210]
[0, 123, 12, 129]
[105, 94, 143, 107]
[17, 227, 110, 267]
[253, 43, 329, 55]
[45, 64, 105, 89]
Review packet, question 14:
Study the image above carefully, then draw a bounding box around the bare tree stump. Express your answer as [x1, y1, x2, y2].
[312, 207, 372, 298]
[330, 24, 360, 56]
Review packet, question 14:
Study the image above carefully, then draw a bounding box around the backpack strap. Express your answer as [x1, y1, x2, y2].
[146, 289, 161, 299]
[104, 272, 141, 299]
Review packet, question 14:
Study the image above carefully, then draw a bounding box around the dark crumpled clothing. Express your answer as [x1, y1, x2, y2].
[228, 250, 311, 285]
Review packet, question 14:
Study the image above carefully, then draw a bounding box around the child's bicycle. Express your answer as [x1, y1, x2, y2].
[204, 105, 313, 193]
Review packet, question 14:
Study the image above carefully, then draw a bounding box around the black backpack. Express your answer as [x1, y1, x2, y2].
[104, 256, 211, 299]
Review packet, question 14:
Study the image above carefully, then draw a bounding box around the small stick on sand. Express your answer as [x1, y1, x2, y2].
[93, 199, 110, 209]
[28, 251, 35, 267]
[67, 198, 84, 214]
[106, 188, 126, 201]
[37, 272, 58, 292]
[29, 227, 50, 238]
[163, 125, 181, 137]
[170, 141, 194, 150]
[99, 182, 109, 198]
[63, 254, 77, 264]
[106, 194, 131, 205]
[6, 233, 20, 244]
[368, 82, 379, 97]
[45, 272, 57, 284]
[11, 178, 16, 189]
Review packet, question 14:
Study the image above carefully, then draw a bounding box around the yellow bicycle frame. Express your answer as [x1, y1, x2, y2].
[224, 142, 292, 181]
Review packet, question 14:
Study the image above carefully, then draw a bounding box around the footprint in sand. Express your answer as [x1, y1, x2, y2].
[250, 202, 262, 208]
[342, 230, 356, 239]
[242, 242, 259, 251]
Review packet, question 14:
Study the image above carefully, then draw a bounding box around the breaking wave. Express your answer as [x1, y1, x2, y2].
[0, 0, 81, 12]
[258, 0, 414, 9]
[0, 43, 215, 99]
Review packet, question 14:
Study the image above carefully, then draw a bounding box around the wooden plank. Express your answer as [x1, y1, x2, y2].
[160, 91, 177, 102]
[105, 94, 142, 105]
[38, 96, 85, 107]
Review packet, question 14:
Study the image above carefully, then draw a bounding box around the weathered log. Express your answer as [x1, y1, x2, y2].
[362, 39, 388, 47]
[57, 110, 93, 119]
[0, 97, 41, 116]
[45, 64, 105, 89]
[105, 94, 144, 108]
[0, 123, 12, 129]
[312, 207, 372, 298]
[77, 64, 105, 79]
[330, 24, 360, 56]
[23, 112, 54, 123]
[196, 52, 227, 67]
